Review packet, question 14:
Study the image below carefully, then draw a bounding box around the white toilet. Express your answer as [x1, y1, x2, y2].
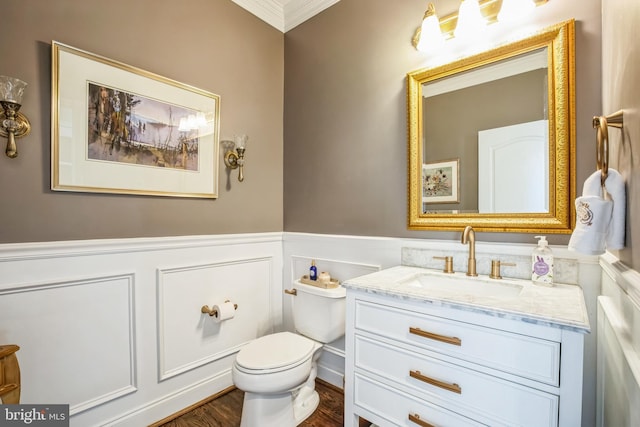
[232, 280, 346, 427]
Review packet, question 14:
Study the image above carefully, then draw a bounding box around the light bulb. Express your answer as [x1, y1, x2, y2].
[416, 3, 445, 52]
[454, 0, 486, 40]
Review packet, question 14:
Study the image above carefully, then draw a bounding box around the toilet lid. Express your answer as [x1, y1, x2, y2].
[236, 332, 316, 371]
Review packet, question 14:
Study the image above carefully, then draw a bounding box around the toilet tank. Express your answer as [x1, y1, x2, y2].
[292, 280, 346, 343]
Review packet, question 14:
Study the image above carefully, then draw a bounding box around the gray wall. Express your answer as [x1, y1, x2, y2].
[0, 0, 284, 243]
[602, 0, 640, 270]
[0, 1, 619, 254]
[284, 0, 602, 245]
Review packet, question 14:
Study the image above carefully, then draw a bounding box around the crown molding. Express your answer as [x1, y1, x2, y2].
[283, 0, 340, 32]
[231, 0, 339, 33]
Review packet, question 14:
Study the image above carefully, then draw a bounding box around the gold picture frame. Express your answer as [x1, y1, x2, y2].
[407, 20, 575, 233]
[51, 41, 220, 198]
[422, 158, 460, 204]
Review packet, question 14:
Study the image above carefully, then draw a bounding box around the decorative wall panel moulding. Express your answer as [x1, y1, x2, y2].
[0, 232, 283, 263]
[231, 0, 340, 32]
[156, 256, 276, 380]
[0, 274, 137, 415]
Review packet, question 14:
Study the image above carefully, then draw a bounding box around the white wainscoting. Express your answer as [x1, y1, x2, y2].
[157, 256, 276, 381]
[0, 274, 137, 415]
[0, 232, 603, 426]
[597, 253, 640, 427]
[0, 233, 283, 427]
[283, 231, 600, 425]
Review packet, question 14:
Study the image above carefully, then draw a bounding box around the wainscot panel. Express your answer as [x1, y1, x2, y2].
[157, 256, 276, 380]
[0, 274, 136, 415]
[597, 253, 640, 427]
[0, 233, 283, 427]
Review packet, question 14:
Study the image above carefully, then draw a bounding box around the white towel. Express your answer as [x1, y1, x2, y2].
[568, 168, 626, 254]
[568, 195, 612, 254]
[603, 169, 626, 250]
[581, 169, 604, 197]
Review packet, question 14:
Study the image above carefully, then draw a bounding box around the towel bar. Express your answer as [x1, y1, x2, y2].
[593, 110, 624, 186]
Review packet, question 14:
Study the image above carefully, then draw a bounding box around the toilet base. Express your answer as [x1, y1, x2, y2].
[235, 342, 323, 427]
[293, 389, 319, 424]
[239, 389, 319, 427]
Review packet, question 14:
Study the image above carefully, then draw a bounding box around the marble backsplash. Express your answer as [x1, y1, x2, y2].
[401, 246, 579, 285]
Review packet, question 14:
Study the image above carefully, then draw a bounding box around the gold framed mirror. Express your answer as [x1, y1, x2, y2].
[408, 20, 575, 233]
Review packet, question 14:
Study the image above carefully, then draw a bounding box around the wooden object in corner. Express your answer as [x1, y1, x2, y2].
[0, 344, 20, 404]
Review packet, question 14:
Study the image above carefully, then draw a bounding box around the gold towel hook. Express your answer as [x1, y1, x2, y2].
[593, 110, 624, 187]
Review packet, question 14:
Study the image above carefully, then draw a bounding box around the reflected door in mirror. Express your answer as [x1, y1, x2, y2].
[478, 120, 549, 213]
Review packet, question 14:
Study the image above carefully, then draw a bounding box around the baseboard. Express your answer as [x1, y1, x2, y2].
[317, 362, 344, 390]
[147, 378, 340, 427]
[148, 385, 237, 427]
[98, 370, 234, 426]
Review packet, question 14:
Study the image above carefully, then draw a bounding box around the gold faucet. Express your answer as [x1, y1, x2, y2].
[461, 226, 478, 276]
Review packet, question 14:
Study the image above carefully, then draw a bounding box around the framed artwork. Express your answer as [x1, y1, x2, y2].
[51, 41, 220, 198]
[422, 158, 460, 204]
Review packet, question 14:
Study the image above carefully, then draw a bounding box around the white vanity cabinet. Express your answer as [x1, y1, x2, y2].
[344, 290, 587, 427]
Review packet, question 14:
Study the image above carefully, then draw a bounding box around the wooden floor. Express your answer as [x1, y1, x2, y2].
[155, 379, 344, 427]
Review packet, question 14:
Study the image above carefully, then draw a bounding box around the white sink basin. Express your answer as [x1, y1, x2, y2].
[399, 273, 524, 298]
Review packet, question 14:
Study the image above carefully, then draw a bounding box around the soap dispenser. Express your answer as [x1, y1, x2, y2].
[532, 236, 553, 286]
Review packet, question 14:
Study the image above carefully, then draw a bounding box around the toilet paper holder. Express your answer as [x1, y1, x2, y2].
[201, 300, 238, 317]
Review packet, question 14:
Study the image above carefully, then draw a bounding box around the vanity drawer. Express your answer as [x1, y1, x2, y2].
[354, 300, 560, 386]
[354, 374, 485, 427]
[354, 335, 559, 427]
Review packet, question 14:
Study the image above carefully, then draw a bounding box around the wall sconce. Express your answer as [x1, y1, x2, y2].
[0, 76, 31, 158]
[413, 0, 549, 51]
[222, 134, 248, 182]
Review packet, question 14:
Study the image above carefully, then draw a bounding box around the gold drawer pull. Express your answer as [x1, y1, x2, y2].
[409, 413, 436, 427]
[410, 370, 462, 394]
[409, 327, 462, 346]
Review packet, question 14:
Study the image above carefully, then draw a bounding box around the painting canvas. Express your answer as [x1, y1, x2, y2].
[422, 159, 460, 204]
[88, 83, 202, 171]
[52, 41, 220, 198]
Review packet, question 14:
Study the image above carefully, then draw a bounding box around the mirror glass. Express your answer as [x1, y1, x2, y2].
[408, 20, 575, 233]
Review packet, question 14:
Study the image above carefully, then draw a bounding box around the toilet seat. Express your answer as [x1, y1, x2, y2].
[232, 332, 322, 395]
[235, 332, 316, 374]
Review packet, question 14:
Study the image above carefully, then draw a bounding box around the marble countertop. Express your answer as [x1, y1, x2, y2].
[343, 265, 590, 333]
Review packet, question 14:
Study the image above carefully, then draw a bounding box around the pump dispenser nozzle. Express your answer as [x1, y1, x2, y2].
[535, 236, 549, 247]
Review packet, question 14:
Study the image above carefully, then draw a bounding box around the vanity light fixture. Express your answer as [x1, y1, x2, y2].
[412, 0, 549, 52]
[0, 75, 31, 158]
[222, 134, 248, 182]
